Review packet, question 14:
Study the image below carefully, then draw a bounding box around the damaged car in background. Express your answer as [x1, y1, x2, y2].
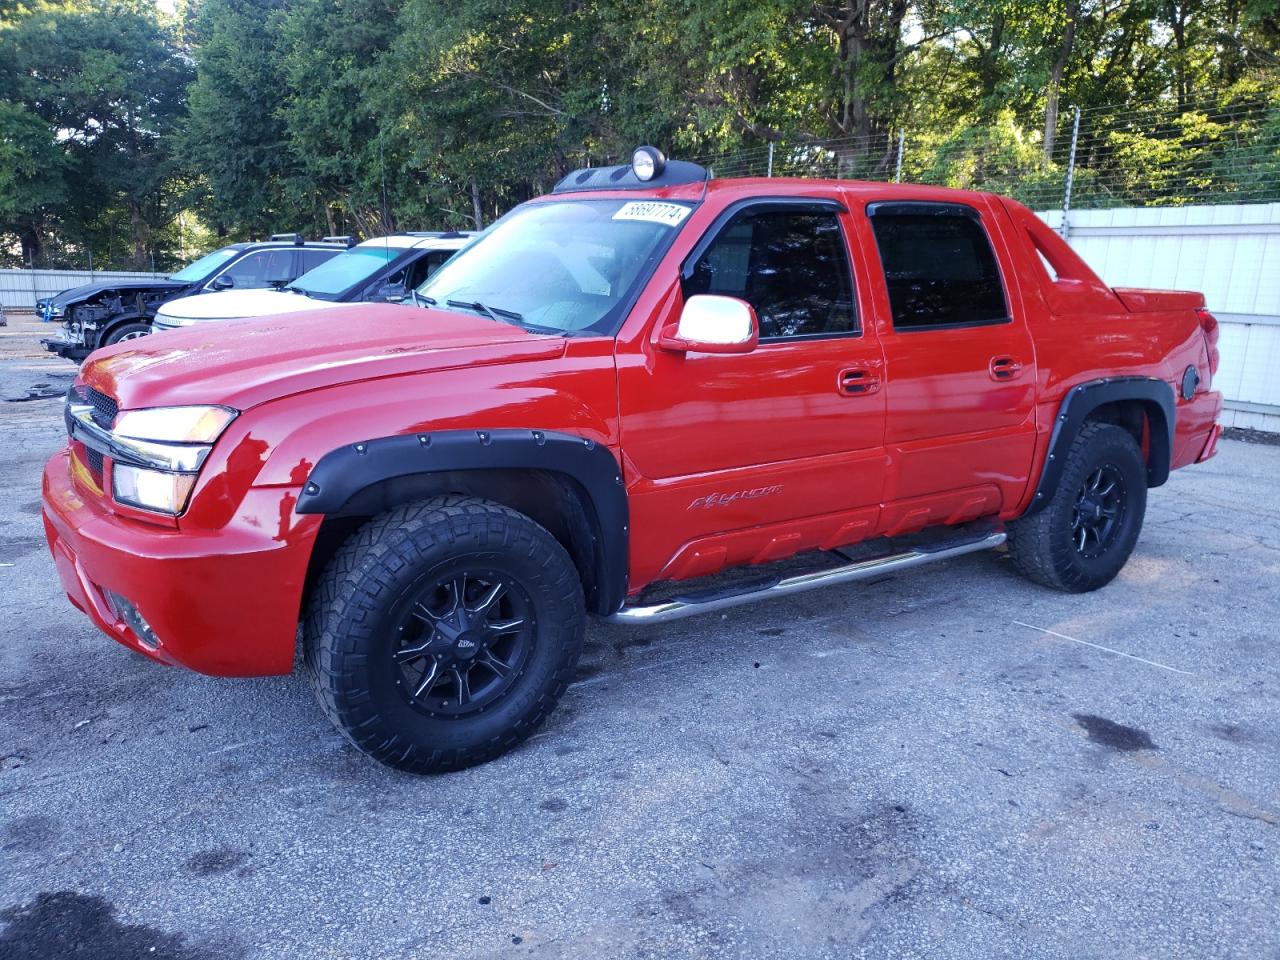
[38, 234, 355, 362]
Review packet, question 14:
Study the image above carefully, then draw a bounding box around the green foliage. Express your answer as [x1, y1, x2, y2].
[1, 0, 1278, 268]
[179, 0, 297, 238]
[0, 0, 190, 268]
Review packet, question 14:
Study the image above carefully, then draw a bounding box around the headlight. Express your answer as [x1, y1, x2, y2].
[105, 405, 237, 474]
[66, 399, 239, 515]
[112, 464, 199, 514]
[114, 406, 237, 444]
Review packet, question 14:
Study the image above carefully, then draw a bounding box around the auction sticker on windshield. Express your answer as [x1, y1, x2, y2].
[612, 202, 692, 227]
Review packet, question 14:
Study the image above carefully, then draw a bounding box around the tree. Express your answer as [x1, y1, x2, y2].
[179, 0, 298, 237]
[0, 0, 190, 268]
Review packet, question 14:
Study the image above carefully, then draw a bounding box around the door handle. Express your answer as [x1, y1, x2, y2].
[989, 356, 1024, 380]
[837, 367, 881, 396]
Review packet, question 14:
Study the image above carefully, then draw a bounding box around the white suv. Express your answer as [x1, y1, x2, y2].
[152, 232, 472, 331]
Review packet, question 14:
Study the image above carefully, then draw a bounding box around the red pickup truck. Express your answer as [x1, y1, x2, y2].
[42, 148, 1223, 772]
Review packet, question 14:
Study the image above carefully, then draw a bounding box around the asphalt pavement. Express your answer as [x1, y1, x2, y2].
[0, 314, 1276, 959]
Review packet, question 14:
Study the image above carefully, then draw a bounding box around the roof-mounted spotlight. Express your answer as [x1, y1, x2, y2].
[631, 146, 666, 182]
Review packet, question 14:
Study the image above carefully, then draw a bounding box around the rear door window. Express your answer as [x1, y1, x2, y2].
[683, 207, 857, 340]
[869, 204, 1009, 331]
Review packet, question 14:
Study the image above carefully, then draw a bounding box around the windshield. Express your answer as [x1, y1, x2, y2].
[169, 248, 238, 282]
[417, 198, 693, 335]
[291, 246, 403, 300]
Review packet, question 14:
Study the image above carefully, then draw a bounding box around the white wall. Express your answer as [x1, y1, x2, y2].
[1040, 203, 1280, 433]
[0, 269, 167, 311]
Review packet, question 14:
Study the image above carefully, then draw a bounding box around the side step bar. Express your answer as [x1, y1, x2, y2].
[604, 528, 1007, 626]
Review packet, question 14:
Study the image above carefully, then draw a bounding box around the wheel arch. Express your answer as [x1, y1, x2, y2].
[295, 430, 629, 615]
[1028, 376, 1175, 515]
[94, 314, 152, 349]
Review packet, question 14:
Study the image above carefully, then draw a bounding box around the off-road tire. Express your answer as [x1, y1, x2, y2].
[1007, 422, 1147, 592]
[101, 322, 152, 346]
[304, 496, 585, 773]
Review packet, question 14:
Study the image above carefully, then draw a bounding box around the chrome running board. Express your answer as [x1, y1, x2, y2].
[604, 528, 1007, 626]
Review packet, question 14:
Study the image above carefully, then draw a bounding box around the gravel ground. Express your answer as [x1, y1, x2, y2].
[0, 314, 1276, 960]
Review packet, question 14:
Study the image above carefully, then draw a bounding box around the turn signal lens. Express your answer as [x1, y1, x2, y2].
[114, 406, 237, 444]
[112, 464, 198, 515]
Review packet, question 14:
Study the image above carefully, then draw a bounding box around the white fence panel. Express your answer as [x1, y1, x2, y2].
[1041, 203, 1280, 433]
[0, 269, 168, 311]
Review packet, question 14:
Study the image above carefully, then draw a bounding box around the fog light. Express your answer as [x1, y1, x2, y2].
[103, 589, 161, 650]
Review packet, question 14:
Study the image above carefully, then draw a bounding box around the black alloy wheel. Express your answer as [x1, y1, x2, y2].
[1006, 422, 1147, 592]
[1070, 464, 1126, 558]
[391, 570, 535, 717]
[305, 495, 584, 773]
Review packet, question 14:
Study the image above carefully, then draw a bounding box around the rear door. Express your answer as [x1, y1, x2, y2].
[861, 199, 1037, 529]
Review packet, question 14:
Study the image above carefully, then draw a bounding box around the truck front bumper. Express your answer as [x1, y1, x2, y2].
[41, 449, 320, 677]
[40, 338, 90, 362]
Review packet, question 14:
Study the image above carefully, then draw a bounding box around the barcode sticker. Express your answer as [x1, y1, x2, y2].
[612, 202, 692, 227]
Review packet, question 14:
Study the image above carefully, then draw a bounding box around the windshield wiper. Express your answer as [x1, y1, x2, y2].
[443, 298, 567, 336]
[410, 291, 436, 308]
[446, 299, 524, 325]
[284, 285, 313, 297]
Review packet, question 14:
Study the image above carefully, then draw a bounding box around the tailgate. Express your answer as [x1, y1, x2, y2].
[1113, 287, 1206, 313]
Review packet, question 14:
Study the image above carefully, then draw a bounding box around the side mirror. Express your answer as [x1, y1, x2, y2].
[658, 294, 759, 354]
[375, 282, 407, 302]
[209, 275, 234, 291]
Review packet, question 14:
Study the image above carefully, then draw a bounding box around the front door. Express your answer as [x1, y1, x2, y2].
[619, 199, 888, 587]
[859, 199, 1038, 532]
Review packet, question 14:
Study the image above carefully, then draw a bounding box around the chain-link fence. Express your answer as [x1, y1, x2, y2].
[694, 93, 1280, 214]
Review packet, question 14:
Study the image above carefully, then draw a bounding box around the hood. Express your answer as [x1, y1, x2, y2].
[158, 288, 349, 321]
[81, 302, 567, 411]
[49, 278, 187, 309]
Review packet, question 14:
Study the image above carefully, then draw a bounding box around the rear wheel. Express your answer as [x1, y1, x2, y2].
[102, 322, 152, 346]
[304, 496, 584, 773]
[1007, 422, 1147, 592]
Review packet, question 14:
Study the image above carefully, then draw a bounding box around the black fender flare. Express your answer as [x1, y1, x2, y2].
[1027, 376, 1176, 514]
[295, 429, 629, 614]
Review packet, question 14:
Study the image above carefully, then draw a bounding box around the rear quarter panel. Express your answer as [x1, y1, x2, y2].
[997, 200, 1216, 509]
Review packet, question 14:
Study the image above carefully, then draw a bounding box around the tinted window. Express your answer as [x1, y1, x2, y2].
[217, 249, 295, 289]
[870, 210, 1009, 330]
[299, 249, 340, 273]
[379, 251, 447, 295]
[413, 250, 452, 286]
[684, 209, 856, 340]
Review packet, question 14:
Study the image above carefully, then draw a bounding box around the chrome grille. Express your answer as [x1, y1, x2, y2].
[86, 388, 118, 429]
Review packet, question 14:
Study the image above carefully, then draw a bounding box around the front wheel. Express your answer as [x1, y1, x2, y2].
[1007, 422, 1148, 592]
[304, 496, 584, 773]
[101, 322, 152, 346]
